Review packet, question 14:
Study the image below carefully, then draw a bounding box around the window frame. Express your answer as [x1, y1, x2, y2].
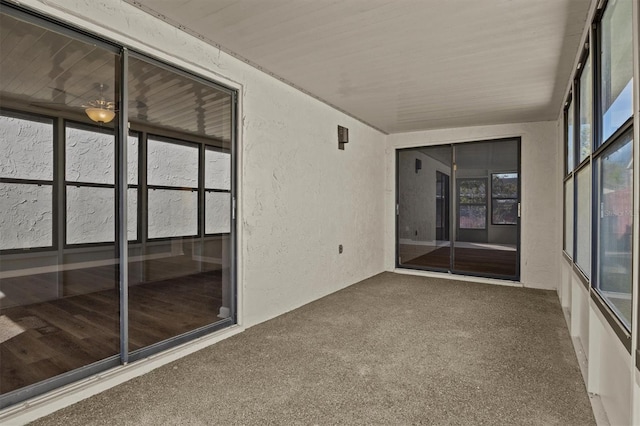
[576, 47, 593, 167]
[0, 108, 58, 254]
[457, 177, 488, 230]
[573, 160, 592, 281]
[594, 0, 635, 148]
[63, 120, 119, 247]
[204, 145, 232, 236]
[588, 0, 635, 352]
[0, 2, 238, 410]
[564, 92, 575, 175]
[490, 172, 518, 226]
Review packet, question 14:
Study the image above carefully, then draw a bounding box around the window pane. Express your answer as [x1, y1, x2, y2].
[206, 191, 230, 234]
[579, 58, 592, 162]
[148, 189, 197, 238]
[492, 199, 517, 225]
[0, 114, 53, 180]
[147, 138, 198, 187]
[459, 179, 486, 203]
[575, 164, 591, 277]
[128, 188, 138, 241]
[0, 11, 120, 397]
[459, 205, 486, 230]
[128, 133, 139, 185]
[492, 173, 517, 198]
[396, 146, 452, 271]
[600, 0, 633, 143]
[567, 101, 575, 172]
[66, 125, 115, 184]
[66, 186, 115, 244]
[128, 55, 234, 354]
[205, 148, 231, 190]
[596, 132, 633, 329]
[0, 183, 52, 249]
[564, 178, 574, 257]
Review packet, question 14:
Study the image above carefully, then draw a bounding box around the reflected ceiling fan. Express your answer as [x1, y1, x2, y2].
[82, 83, 116, 124]
[27, 83, 148, 124]
[28, 83, 135, 124]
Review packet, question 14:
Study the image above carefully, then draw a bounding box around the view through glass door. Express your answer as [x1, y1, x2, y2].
[396, 138, 520, 280]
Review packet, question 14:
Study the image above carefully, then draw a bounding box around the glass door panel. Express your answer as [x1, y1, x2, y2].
[0, 12, 119, 396]
[453, 140, 519, 279]
[126, 55, 234, 355]
[397, 146, 452, 270]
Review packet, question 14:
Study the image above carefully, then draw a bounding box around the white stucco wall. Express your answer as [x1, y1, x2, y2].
[386, 121, 559, 290]
[13, 0, 387, 329]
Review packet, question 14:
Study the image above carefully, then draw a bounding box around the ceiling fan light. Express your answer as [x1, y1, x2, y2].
[85, 107, 115, 123]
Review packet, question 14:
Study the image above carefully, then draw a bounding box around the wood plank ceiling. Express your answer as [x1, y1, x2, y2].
[126, 0, 591, 134]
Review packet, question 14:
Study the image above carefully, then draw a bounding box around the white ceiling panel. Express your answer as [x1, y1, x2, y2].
[127, 0, 592, 134]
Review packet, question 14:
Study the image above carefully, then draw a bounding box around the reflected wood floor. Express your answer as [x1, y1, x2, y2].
[405, 247, 517, 277]
[0, 270, 223, 395]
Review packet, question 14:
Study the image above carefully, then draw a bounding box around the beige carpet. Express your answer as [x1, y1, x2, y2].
[32, 272, 595, 425]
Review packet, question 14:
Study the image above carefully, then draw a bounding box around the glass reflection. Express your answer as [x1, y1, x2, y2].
[595, 131, 633, 329]
[575, 165, 591, 277]
[567, 100, 575, 172]
[453, 140, 519, 279]
[0, 13, 119, 395]
[564, 178, 574, 257]
[397, 146, 452, 270]
[127, 56, 233, 352]
[600, 0, 633, 143]
[578, 57, 592, 162]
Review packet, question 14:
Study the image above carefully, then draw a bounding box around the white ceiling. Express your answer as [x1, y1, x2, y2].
[126, 0, 591, 134]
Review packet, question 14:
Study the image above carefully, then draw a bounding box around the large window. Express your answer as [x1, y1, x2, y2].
[599, 0, 633, 144]
[589, 0, 634, 339]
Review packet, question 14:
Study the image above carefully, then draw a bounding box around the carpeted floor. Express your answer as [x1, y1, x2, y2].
[31, 272, 595, 425]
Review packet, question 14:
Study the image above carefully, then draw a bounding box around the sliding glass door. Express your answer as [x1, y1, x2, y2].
[0, 5, 236, 408]
[396, 138, 520, 280]
[397, 146, 452, 270]
[126, 55, 234, 359]
[453, 140, 519, 278]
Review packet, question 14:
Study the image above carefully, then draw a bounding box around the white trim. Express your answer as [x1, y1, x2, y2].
[393, 268, 523, 288]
